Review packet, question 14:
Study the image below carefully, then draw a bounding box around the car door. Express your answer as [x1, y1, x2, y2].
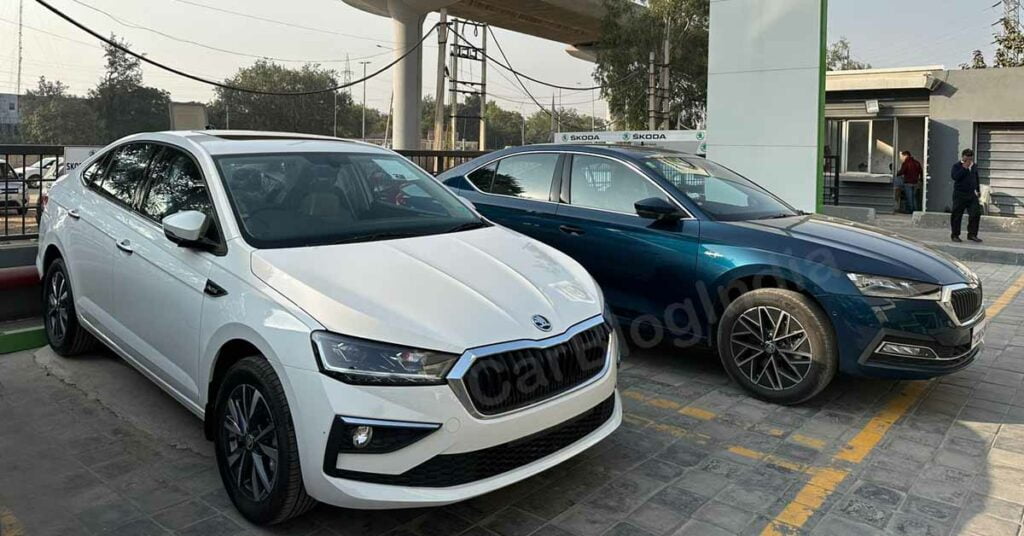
[61, 150, 130, 330]
[550, 154, 705, 343]
[450, 152, 564, 244]
[111, 146, 220, 402]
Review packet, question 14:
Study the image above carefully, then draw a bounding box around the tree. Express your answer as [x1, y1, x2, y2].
[960, 18, 1024, 69]
[89, 36, 171, 141]
[960, 50, 988, 70]
[993, 17, 1024, 68]
[827, 37, 871, 71]
[594, 0, 709, 130]
[19, 77, 101, 145]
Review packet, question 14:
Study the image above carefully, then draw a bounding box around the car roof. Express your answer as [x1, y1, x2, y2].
[128, 130, 396, 157]
[495, 143, 697, 160]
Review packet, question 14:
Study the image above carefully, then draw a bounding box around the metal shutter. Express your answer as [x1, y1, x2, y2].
[977, 123, 1024, 217]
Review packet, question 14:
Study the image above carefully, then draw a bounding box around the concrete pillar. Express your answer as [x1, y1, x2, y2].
[388, 0, 424, 150]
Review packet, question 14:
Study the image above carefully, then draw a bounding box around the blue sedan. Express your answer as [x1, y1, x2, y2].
[439, 145, 985, 404]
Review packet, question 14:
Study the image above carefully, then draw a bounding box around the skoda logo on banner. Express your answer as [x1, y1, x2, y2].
[696, 131, 706, 141]
[621, 132, 631, 141]
[561, 134, 570, 142]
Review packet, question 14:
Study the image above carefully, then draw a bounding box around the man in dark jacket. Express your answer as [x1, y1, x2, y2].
[950, 148, 982, 243]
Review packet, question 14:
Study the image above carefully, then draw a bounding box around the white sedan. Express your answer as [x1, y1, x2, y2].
[36, 130, 621, 524]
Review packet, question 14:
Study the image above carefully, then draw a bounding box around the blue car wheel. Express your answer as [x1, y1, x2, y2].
[717, 288, 838, 405]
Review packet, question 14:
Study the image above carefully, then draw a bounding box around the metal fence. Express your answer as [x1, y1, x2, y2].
[1, 145, 64, 242]
[397, 150, 489, 176]
[0, 145, 489, 241]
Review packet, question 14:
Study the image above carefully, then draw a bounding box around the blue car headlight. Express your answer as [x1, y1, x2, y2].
[847, 273, 942, 300]
[311, 331, 459, 386]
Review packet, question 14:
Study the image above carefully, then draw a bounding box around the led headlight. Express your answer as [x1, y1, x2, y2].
[847, 273, 941, 300]
[311, 331, 459, 386]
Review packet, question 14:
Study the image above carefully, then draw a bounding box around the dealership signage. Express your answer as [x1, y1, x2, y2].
[558, 130, 707, 154]
[64, 146, 104, 173]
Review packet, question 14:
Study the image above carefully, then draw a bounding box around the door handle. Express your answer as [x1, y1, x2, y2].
[116, 239, 133, 254]
[559, 225, 585, 236]
[67, 209, 81, 220]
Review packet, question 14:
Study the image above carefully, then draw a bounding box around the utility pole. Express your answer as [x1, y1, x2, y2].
[648, 51, 657, 130]
[448, 20, 460, 150]
[478, 26, 487, 151]
[333, 91, 338, 137]
[550, 93, 556, 140]
[359, 61, 371, 140]
[17, 0, 24, 96]
[433, 9, 449, 150]
[1004, 0, 1021, 31]
[660, 17, 672, 130]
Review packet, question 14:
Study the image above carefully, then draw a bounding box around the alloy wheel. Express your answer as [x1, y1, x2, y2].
[221, 384, 279, 502]
[729, 306, 813, 391]
[46, 271, 69, 343]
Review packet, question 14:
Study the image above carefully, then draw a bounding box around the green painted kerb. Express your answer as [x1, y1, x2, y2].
[815, 0, 828, 213]
[0, 327, 46, 355]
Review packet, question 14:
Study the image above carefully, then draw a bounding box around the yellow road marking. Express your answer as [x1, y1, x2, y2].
[726, 446, 816, 475]
[790, 434, 827, 450]
[679, 406, 716, 420]
[986, 272, 1024, 319]
[835, 381, 928, 463]
[762, 272, 1024, 535]
[1, 506, 25, 536]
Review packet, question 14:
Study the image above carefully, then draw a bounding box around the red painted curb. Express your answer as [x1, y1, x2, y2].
[0, 266, 40, 290]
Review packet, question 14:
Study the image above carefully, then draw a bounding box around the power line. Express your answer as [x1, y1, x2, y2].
[485, 25, 551, 118]
[66, 0, 393, 64]
[32, 0, 437, 96]
[168, 0, 393, 44]
[451, 25, 643, 92]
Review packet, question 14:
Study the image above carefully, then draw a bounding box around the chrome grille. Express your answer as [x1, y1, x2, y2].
[461, 322, 611, 416]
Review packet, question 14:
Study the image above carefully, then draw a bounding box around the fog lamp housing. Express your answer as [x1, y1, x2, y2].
[876, 341, 938, 359]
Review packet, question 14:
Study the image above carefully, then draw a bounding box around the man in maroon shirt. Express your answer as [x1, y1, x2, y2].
[898, 151, 923, 213]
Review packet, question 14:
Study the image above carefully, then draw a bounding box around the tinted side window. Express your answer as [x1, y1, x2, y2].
[491, 154, 559, 200]
[140, 148, 214, 223]
[100, 144, 157, 205]
[569, 155, 670, 214]
[467, 162, 496, 192]
[81, 154, 108, 186]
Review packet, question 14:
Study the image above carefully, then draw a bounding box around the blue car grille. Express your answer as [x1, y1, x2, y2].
[463, 322, 611, 416]
[951, 286, 982, 323]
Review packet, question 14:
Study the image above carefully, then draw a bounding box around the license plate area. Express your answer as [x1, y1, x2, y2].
[971, 322, 986, 348]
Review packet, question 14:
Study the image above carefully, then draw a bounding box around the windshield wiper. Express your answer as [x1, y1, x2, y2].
[763, 213, 798, 220]
[342, 231, 422, 244]
[442, 221, 491, 234]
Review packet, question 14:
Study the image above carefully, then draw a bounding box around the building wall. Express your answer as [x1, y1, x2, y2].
[927, 67, 1024, 212]
[705, 0, 826, 213]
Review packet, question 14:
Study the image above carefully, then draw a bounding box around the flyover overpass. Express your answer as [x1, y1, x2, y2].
[341, 0, 606, 149]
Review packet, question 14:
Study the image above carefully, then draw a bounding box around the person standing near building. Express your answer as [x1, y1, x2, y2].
[950, 148, 982, 243]
[897, 151, 923, 213]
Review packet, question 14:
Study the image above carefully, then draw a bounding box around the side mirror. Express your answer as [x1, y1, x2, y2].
[162, 210, 211, 247]
[635, 197, 686, 221]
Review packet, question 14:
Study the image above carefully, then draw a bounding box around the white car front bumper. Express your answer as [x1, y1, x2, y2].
[284, 321, 621, 509]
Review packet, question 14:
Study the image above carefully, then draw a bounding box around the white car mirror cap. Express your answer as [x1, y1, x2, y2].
[162, 210, 210, 243]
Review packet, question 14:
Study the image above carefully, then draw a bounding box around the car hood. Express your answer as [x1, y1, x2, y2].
[251, 226, 602, 354]
[719, 215, 972, 285]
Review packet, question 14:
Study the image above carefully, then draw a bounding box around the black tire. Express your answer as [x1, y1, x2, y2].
[42, 258, 98, 356]
[716, 288, 837, 405]
[214, 356, 316, 525]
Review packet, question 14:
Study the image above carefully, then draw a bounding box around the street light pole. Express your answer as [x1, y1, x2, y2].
[333, 90, 338, 137]
[359, 61, 371, 141]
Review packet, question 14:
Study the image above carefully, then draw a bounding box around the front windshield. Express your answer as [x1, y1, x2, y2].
[644, 155, 799, 221]
[215, 152, 484, 248]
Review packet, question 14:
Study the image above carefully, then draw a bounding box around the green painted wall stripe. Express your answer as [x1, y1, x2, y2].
[816, 0, 828, 214]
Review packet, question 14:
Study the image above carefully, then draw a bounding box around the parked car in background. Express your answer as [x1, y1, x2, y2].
[18, 156, 63, 188]
[1, 159, 29, 215]
[440, 145, 985, 405]
[37, 131, 620, 524]
[35, 161, 66, 223]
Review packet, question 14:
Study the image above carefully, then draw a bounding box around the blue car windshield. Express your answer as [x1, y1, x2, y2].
[215, 152, 485, 248]
[644, 156, 799, 221]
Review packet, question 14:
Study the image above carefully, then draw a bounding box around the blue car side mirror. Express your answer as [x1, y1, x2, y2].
[635, 197, 686, 221]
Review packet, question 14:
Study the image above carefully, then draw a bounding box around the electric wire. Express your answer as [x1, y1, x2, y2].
[32, 0, 437, 96]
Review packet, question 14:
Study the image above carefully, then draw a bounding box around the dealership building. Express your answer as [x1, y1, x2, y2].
[824, 65, 1024, 217]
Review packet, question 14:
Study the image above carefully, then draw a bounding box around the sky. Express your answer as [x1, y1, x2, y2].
[0, 0, 1009, 119]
